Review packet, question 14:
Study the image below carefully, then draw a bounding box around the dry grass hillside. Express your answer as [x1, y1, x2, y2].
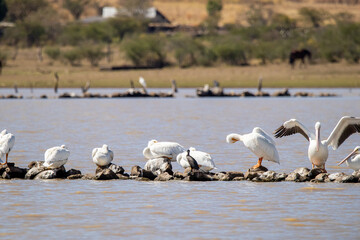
[50, 0, 360, 25]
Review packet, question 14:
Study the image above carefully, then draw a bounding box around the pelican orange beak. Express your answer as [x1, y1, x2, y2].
[338, 149, 357, 166]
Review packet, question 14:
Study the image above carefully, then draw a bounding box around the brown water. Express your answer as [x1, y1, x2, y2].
[0, 88, 360, 239]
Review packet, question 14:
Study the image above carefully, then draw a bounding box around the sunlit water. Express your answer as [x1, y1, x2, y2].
[0, 88, 359, 239]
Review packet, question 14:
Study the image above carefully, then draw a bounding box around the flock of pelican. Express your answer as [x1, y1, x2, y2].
[0, 116, 359, 173]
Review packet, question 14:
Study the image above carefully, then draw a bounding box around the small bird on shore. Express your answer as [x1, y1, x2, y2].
[143, 140, 185, 162]
[274, 116, 360, 172]
[44, 145, 70, 169]
[0, 129, 15, 165]
[186, 149, 200, 172]
[338, 146, 360, 172]
[176, 147, 216, 172]
[226, 127, 280, 169]
[92, 144, 114, 167]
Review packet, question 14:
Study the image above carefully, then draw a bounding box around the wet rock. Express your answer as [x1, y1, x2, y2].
[275, 173, 288, 181]
[25, 162, 47, 179]
[311, 173, 329, 183]
[285, 172, 307, 182]
[0, 163, 27, 179]
[108, 164, 125, 175]
[352, 170, 360, 181]
[328, 172, 347, 182]
[135, 177, 151, 181]
[258, 171, 287, 182]
[294, 92, 314, 97]
[240, 91, 255, 97]
[293, 167, 310, 177]
[272, 88, 290, 97]
[2, 171, 11, 179]
[82, 174, 96, 180]
[130, 166, 156, 180]
[40, 94, 48, 99]
[259, 171, 276, 182]
[66, 169, 82, 177]
[116, 174, 130, 180]
[233, 176, 245, 181]
[173, 171, 186, 180]
[184, 171, 214, 181]
[340, 175, 358, 183]
[154, 172, 174, 181]
[248, 166, 268, 173]
[244, 171, 260, 180]
[67, 174, 83, 180]
[34, 170, 57, 179]
[95, 168, 118, 180]
[308, 168, 326, 179]
[255, 91, 270, 97]
[216, 171, 244, 181]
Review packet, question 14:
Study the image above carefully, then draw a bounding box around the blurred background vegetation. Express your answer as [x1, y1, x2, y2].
[0, 0, 359, 68]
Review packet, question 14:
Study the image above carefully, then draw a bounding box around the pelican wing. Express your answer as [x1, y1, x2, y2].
[274, 119, 313, 141]
[0, 133, 15, 153]
[150, 142, 184, 158]
[109, 150, 114, 161]
[326, 116, 360, 150]
[92, 148, 98, 158]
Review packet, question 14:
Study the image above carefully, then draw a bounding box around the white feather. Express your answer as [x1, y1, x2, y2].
[143, 140, 185, 162]
[92, 144, 114, 167]
[176, 148, 216, 172]
[44, 145, 70, 169]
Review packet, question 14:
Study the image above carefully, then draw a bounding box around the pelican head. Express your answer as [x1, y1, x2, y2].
[338, 146, 360, 166]
[102, 144, 109, 150]
[226, 134, 241, 144]
[315, 122, 321, 152]
[61, 145, 67, 149]
[0, 129, 7, 136]
[148, 140, 157, 147]
[189, 147, 196, 151]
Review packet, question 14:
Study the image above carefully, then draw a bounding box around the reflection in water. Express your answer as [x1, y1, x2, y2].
[0, 89, 359, 238]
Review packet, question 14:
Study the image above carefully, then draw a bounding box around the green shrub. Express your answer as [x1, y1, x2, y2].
[80, 45, 105, 66]
[44, 46, 61, 62]
[122, 34, 167, 67]
[0, 51, 8, 65]
[62, 48, 83, 66]
[212, 37, 249, 65]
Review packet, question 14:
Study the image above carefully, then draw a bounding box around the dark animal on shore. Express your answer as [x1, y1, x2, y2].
[289, 49, 312, 68]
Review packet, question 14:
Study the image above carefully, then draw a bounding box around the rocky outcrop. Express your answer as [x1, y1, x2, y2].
[0, 163, 27, 179]
[130, 166, 157, 180]
[95, 163, 128, 180]
[25, 161, 82, 179]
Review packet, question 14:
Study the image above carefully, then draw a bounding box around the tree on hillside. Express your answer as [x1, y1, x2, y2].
[5, 0, 47, 22]
[299, 7, 328, 28]
[63, 0, 90, 20]
[0, 0, 7, 21]
[203, 0, 223, 33]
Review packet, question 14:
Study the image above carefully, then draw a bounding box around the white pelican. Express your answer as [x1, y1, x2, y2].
[144, 157, 171, 173]
[143, 140, 185, 162]
[226, 127, 280, 169]
[44, 145, 70, 169]
[92, 144, 114, 167]
[176, 147, 216, 172]
[338, 146, 360, 172]
[274, 116, 360, 171]
[0, 129, 15, 165]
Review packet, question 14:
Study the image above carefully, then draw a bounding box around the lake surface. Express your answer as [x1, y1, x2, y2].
[0, 88, 360, 239]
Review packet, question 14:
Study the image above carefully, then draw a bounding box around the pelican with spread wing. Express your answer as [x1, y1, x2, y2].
[274, 116, 360, 171]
